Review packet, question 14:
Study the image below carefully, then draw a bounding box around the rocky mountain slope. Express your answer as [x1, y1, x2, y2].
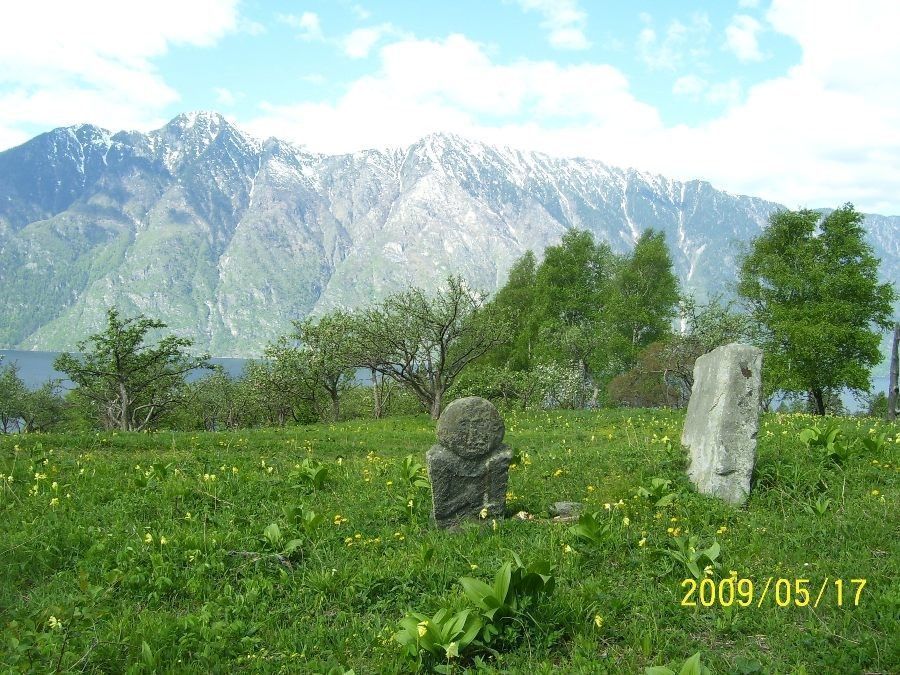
[1, 111, 896, 357]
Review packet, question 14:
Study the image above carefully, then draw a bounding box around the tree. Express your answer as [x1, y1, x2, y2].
[19, 381, 67, 432]
[352, 275, 509, 419]
[607, 229, 681, 369]
[530, 230, 617, 385]
[285, 312, 358, 422]
[54, 308, 211, 431]
[483, 251, 538, 370]
[660, 294, 754, 401]
[738, 205, 896, 414]
[0, 360, 28, 433]
[187, 368, 255, 431]
[246, 350, 314, 427]
[888, 322, 899, 421]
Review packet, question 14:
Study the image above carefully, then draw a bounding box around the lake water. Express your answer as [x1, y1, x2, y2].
[0, 349, 247, 390]
[0, 349, 888, 413]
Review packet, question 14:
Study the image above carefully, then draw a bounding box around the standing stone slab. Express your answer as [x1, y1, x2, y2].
[682, 343, 763, 505]
[427, 396, 512, 528]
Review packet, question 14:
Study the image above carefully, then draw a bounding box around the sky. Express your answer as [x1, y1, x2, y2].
[1, 1, 899, 215]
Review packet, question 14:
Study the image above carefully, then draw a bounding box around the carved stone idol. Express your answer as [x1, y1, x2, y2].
[426, 396, 513, 528]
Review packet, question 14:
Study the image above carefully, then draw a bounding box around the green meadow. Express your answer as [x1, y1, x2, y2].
[1, 409, 897, 673]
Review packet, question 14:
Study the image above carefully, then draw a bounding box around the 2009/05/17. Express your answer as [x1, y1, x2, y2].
[681, 577, 867, 608]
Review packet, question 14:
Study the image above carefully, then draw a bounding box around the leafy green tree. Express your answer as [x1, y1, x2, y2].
[19, 381, 67, 432]
[531, 230, 617, 381]
[484, 251, 538, 370]
[607, 229, 680, 369]
[0, 360, 28, 433]
[658, 294, 754, 401]
[54, 308, 211, 431]
[186, 368, 255, 431]
[352, 275, 509, 419]
[738, 204, 896, 414]
[285, 311, 358, 422]
[246, 350, 314, 427]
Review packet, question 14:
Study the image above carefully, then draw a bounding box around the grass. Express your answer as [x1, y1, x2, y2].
[1, 409, 897, 673]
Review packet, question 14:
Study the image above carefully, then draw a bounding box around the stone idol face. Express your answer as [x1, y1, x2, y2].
[682, 343, 763, 505]
[426, 397, 512, 528]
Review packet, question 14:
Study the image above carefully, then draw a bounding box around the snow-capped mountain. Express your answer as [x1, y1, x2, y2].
[1, 111, 896, 356]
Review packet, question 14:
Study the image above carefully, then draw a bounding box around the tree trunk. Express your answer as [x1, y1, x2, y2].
[330, 392, 340, 422]
[888, 322, 899, 421]
[119, 381, 130, 431]
[811, 389, 826, 416]
[430, 387, 443, 420]
[372, 368, 383, 419]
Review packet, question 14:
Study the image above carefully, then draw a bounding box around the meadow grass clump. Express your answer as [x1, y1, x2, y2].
[1, 409, 897, 672]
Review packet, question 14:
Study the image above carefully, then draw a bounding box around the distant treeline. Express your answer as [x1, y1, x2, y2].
[1, 204, 895, 432]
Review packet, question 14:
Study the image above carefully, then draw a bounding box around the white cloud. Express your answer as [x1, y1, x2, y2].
[0, 0, 239, 136]
[511, 0, 591, 50]
[279, 12, 324, 41]
[738, 0, 760, 7]
[672, 75, 707, 96]
[247, 7, 900, 214]
[341, 24, 403, 59]
[638, 13, 712, 70]
[705, 78, 742, 105]
[247, 34, 658, 153]
[214, 87, 237, 106]
[725, 14, 764, 61]
[351, 4, 371, 20]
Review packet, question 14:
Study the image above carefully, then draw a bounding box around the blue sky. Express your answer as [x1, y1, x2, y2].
[1, 1, 899, 214]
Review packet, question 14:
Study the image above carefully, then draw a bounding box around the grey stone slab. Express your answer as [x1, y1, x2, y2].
[682, 342, 763, 505]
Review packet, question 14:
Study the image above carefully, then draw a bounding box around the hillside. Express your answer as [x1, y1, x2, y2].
[1, 111, 897, 356]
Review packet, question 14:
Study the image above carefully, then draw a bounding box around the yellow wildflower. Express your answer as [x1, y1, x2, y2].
[593, 614, 604, 629]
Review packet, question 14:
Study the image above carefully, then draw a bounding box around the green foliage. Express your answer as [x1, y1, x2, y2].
[569, 510, 612, 547]
[606, 229, 681, 369]
[284, 311, 359, 422]
[281, 504, 324, 533]
[290, 458, 329, 490]
[53, 307, 211, 431]
[738, 204, 896, 414]
[261, 523, 304, 558]
[636, 477, 679, 507]
[395, 607, 482, 664]
[351, 275, 510, 419]
[610, 295, 754, 409]
[483, 250, 538, 371]
[482, 229, 680, 408]
[802, 494, 832, 517]
[0, 361, 67, 433]
[646, 652, 710, 675]
[459, 553, 555, 630]
[399, 454, 429, 490]
[798, 421, 856, 465]
[1, 410, 896, 672]
[658, 535, 722, 580]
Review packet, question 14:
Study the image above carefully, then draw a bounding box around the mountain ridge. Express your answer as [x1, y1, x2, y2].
[1, 111, 896, 357]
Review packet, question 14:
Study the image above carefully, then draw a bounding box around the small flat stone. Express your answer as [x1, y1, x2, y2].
[548, 501, 583, 518]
